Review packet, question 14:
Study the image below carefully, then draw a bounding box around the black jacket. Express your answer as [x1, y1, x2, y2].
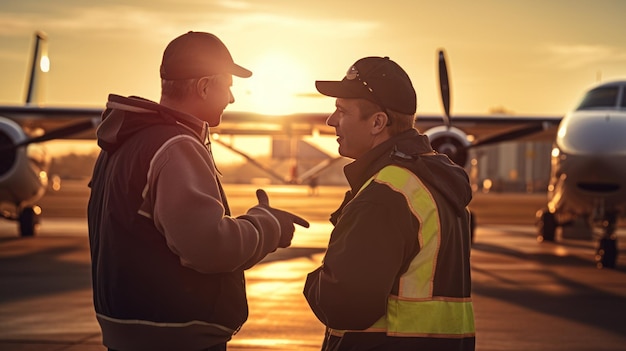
[304, 129, 475, 351]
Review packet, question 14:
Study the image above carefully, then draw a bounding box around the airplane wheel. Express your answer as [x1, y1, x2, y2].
[537, 210, 556, 242]
[18, 207, 37, 237]
[596, 237, 618, 269]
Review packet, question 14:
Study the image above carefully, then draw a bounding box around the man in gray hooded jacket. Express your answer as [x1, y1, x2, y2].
[88, 31, 308, 351]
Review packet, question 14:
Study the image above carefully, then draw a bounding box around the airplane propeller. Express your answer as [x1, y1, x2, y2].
[434, 49, 551, 164]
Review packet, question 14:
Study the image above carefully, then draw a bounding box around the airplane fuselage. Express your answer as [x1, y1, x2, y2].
[0, 117, 50, 213]
[547, 81, 626, 224]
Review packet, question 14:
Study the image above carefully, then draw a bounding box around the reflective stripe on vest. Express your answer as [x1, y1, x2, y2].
[332, 165, 475, 338]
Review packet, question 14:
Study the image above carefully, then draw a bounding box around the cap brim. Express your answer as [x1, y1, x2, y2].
[232, 63, 252, 78]
[315, 80, 369, 99]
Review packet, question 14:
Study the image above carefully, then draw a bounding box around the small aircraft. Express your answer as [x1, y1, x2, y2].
[433, 51, 626, 269]
[0, 32, 100, 237]
[2, 32, 624, 270]
[535, 79, 626, 268]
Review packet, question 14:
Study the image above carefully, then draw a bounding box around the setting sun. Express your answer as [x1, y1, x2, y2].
[237, 51, 311, 115]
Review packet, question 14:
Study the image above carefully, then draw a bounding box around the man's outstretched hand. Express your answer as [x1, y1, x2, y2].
[256, 189, 310, 247]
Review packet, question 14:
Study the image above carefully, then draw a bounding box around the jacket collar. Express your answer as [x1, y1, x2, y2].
[343, 129, 432, 193]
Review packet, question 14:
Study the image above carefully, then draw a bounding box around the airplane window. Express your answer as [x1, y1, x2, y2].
[576, 87, 618, 110]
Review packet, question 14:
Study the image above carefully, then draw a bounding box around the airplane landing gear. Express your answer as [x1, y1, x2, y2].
[18, 206, 40, 237]
[536, 209, 557, 242]
[595, 213, 618, 269]
[19, 207, 36, 237]
[1, 206, 41, 237]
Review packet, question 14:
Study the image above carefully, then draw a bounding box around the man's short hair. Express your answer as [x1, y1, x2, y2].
[357, 99, 415, 136]
[161, 78, 198, 99]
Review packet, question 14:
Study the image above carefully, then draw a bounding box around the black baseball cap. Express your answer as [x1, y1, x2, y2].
[315, 56, 416, 115]
[160, 31, 252, 80]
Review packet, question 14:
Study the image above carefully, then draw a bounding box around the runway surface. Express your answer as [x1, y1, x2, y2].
[1, 181, 625, 350]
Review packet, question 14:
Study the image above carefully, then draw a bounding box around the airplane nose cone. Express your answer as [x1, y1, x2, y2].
[557, 111, 626, 155]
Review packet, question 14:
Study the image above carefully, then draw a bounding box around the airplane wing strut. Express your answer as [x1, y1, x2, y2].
[211, 137, 289, 184]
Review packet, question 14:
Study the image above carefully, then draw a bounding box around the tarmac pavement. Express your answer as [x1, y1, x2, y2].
[1, 184, 626, 351]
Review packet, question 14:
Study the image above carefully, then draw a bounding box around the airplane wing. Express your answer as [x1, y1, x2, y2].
[0, 103, 562, 142]
[214, 111, 333, 136]
[415, 113, 562, 143]
[0, 105, 103, 139]
[219, 110, 564, 145]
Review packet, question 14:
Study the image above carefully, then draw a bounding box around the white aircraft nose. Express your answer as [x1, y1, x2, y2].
[557, 110, 626, 155]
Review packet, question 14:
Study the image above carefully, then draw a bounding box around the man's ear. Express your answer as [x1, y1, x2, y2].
[371, 111, 389, 134]
[196, 77, 210, 99]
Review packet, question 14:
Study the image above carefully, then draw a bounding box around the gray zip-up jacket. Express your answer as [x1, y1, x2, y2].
[88, 94, 284, 351]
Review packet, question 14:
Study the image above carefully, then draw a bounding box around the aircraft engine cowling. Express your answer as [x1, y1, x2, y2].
[0, 116, 49, 208]
[423, 125, 471, 166]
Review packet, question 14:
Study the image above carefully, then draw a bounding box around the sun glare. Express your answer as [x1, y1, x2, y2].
[240, 52, 310, 115]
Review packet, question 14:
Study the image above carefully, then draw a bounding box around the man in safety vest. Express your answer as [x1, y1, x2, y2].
[304, 56, 476, 350]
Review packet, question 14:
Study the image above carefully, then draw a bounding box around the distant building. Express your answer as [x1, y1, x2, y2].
[471, 141, 552, 193]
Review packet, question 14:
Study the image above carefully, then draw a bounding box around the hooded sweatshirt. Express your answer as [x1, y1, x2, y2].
[88, 94, 284, 351]
[304, 128, 474, 350]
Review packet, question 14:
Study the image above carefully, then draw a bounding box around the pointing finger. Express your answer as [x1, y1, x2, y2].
[292, 214, 310, 228]
[256, 189, 269, 206]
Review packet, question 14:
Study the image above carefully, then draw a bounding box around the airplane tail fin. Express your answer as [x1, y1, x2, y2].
[24, 31, 49, 105]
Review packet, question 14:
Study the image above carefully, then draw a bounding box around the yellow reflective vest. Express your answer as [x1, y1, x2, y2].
[330, 164, 475, 339]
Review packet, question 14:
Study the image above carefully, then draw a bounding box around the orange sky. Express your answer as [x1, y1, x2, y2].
[1, 0, 625, 118]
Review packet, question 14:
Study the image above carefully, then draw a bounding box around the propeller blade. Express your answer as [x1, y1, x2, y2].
[1, 119, 97, 153]
[17, 119, 96, 147]
[469, 123, 547, 149]
[437, 49, 451, 128]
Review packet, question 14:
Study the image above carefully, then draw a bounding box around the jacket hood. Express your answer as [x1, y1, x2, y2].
[96, 94, 206, 153]
[345, 129, 472, 215]
[405, 146, 472, 216]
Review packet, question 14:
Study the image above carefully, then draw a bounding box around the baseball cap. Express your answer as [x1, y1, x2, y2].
[315, 56, 416, 115]
[160, 31, 252, 80]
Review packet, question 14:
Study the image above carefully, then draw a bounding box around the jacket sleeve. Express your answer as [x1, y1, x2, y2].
[303, 184, 418, 330]
[141, 135, 281, 273]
